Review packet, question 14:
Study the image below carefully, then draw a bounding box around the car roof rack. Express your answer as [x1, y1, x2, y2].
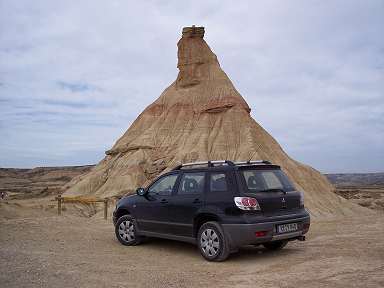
[173, 160, 273, 170]
[173, 160, 235, 170]
[234, 160, 272, 165]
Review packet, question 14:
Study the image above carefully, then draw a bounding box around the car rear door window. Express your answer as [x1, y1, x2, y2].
[210, 173, 228, 192]
[178, 172, 205, 195]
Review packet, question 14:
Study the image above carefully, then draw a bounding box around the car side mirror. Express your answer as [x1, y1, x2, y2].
[136, 187, 147, 196]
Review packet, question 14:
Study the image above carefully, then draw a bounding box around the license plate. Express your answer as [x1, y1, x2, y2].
[277, 223, 298, 234]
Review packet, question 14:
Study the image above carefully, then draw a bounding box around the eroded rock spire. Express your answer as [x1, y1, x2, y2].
[64, 27, 369, 217]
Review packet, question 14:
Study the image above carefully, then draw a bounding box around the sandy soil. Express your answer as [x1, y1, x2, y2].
[1, 201, 383, 288]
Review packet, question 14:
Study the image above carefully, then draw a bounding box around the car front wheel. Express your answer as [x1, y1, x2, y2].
[197, 221, 230, 261]
[115, 215, 142, 246]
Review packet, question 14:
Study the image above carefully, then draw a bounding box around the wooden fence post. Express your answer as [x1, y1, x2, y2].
[57, 194, 62, 216]
[104, 199, 108, 220]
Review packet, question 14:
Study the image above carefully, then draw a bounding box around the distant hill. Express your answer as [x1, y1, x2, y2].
[0, 165, 94, 198]
[325, 173, 384, 187]
[2, 165, 383, 197]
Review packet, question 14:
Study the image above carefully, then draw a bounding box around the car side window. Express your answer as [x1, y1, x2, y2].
[210, 173, 228, 192]
[148, 174, 178, 196]
[178, 172, 205, 195]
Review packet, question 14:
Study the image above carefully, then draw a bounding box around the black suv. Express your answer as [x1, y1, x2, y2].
[113, 160, 310, 261]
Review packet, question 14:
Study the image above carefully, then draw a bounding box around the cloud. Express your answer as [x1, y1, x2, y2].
[56, 81, 98, 93]
[0, 0, 383, 172]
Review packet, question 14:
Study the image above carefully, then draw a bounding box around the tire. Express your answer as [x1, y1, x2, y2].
[263, 240, 288, 251]
[115, 215, 142, 246]
[197, 221, 230, 262]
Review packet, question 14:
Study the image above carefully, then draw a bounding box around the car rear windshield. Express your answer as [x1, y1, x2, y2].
[241, 169, 295, 192]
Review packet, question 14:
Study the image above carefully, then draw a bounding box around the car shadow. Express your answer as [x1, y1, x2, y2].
[229, 245, 297, 262]
[128, 237, 298, 262]
[140, 237, 197, 253]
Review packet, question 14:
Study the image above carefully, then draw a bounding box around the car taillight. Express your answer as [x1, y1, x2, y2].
[234, 197, 261, 211]
[299, 192, 304, 207]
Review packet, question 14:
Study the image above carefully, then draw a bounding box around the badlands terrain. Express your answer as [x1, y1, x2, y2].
[326, 173, 384, 212]
[1, 26, 383, 287]
[0, 166, 383, 288]
[63, 26, 353, 221]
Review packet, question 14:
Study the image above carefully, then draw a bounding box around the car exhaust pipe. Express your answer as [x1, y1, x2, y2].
[297, 235, 305, 241]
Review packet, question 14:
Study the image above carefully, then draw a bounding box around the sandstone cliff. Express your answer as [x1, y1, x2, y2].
[65, 26, 368, 217]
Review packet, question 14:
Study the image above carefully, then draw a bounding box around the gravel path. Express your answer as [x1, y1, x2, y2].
[1, 213, 383, 288]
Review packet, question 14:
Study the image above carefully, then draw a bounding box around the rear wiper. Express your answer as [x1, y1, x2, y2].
[259, 188, 286, 194]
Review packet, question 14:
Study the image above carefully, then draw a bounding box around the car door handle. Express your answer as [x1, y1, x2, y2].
[193, 199, 201, 204]
[160, 199, 168, 204]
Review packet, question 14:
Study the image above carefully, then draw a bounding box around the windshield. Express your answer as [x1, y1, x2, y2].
[241, 169, 295, 192]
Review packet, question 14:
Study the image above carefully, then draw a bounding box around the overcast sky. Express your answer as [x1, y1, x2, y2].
[0, 0, 383, 173]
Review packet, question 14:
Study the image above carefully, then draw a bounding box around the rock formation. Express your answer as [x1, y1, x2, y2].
[65, 26, 368, 216]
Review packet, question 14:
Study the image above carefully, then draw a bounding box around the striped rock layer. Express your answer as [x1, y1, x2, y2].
[65, 26, 368, 217]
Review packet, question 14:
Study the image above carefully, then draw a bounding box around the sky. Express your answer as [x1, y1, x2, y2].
[0, 0, 383, 173]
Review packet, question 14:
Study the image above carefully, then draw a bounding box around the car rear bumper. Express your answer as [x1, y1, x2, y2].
[222, 214, 310, 248]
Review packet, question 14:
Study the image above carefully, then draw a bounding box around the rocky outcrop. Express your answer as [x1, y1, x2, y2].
[65, 26, 369, 217]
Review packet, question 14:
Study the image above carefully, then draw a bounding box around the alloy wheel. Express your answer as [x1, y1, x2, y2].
[118, 220, 135, 242]
[200, 228, 220, 257]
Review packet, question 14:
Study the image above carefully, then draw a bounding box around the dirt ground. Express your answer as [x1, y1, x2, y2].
[0, 200, 383, 288]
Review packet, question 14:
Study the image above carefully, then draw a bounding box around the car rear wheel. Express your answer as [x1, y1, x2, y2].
[263, 240, 288, 251]
[197, 221, 230, 261]
[115, 215, 142, 246]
